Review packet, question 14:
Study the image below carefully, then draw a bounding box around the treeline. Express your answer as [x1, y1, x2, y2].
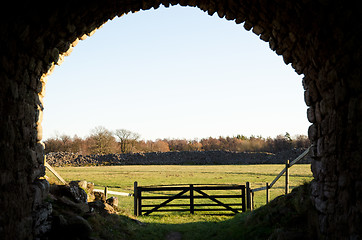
[44, 126, 310, 155]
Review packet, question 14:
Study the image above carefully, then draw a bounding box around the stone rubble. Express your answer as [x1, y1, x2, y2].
[47, 181, 119, 239]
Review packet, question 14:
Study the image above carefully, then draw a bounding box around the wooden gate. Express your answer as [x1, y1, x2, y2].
[134, 182, 246, 216]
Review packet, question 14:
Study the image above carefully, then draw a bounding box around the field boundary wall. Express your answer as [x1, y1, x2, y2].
[46, 149, 311, 166]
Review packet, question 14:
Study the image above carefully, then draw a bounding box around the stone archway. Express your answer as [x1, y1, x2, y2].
[0, 1, 361, 239]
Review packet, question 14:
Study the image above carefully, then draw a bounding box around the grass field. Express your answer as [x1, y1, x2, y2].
[47, 164, 312, 224]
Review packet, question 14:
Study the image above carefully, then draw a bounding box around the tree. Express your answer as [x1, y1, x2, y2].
[88, 126, 117, 154]
[187, 140, 202, 151]
[114, 129, 140, 153]
[293, 134, 310, 148]
[44, 138, 62, 153]
[200, 137, 221, 151]
[272, 134, 292, 152]
[59, 134, 71, 152]
[150, 140, 170, 152]
[284, 132, 292, 141]
[44, 134, 72, 153]
[70, 135, 83, 154]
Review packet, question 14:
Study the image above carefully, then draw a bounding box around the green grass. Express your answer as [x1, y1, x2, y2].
[47, 164, 312, 221]
[46, 164, 313, 239]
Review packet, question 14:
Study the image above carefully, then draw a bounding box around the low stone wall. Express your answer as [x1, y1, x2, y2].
[46, 149, 311, 167]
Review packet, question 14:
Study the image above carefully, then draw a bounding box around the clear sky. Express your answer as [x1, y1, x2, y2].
[42, 5, 310, 141]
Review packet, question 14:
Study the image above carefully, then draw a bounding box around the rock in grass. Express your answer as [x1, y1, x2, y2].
[106, 196, 118, 207]
[49, 182, 88, 203]
[94, 192, 106, 203]
[69, 181, 88, 203]
[89, 200, 116, 215]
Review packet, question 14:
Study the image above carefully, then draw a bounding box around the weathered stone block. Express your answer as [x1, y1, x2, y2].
[325, 134, 336, 154]
[106, 196, 119, 207]
[243, 21, 252, 31]
[268, 37, 277, 51]
[304, 89, 312, 106]
[35, 142, 45, 164]
[259, 32, 270, 42]
[317, 137, 324, 157]
[32, 179, 50, 209]
[308, 81, 320, 103]
[252, 25, 263, 35]
[315, 102, 322, 123]
[315, 197, 327, 213]
[307, 107, 316, 123]
[30, 164, 46, 182]
[36, 124, 43, 142]
[308, 124, 318, 141]
[321, 116, 329, 136]
[94, 192, 106, 203]
[67, 181, 88, 203]
[28, 149, 37, 166]
[323, 180, 337, 199]
[293, 61, 304, 75]
[319, 99, 328, 117]
[311, 159, 323, 180]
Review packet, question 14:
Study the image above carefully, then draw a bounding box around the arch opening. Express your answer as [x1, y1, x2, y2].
[43, 5, 309, 143]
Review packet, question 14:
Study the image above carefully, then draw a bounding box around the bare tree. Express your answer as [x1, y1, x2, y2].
[88, 126, 117, 154]
[114, 129, 140, 153]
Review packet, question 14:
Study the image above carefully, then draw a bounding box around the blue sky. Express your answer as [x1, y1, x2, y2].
[42, 5, 310, 141]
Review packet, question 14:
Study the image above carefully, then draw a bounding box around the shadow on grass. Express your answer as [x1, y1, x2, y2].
[132, 213, 269, 240]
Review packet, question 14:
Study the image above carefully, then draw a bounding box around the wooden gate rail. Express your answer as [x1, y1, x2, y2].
[134, 183, 246, 216]
[247, 145, 313, 209]
[44, 161, 67, 184]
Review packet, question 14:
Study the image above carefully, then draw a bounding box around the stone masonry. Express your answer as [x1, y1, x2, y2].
[0, 1, 361, 239]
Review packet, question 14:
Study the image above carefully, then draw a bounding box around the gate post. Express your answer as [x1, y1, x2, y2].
[266, 182, 270, 204]
[285, 159, 289, 195]
[246, 182, 253, 211]
[134, 181, 138, 216]
[190, 184, 194, 214]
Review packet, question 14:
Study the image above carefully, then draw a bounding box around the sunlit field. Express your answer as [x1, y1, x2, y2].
[47, 164, 312, 224]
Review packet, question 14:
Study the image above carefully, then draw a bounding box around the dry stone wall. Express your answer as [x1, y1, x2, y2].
[46, 150, 311, 167]
[0, 1, 361, 239]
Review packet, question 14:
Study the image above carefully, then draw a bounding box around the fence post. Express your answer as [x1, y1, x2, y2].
[104, 186, 108, 200]
[190, 184, 194, 214]
[246, 182, 252, 211]
[266, 182, 270, 204]
[134, 181, 138, 216]
[285, 159, 289, 195]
